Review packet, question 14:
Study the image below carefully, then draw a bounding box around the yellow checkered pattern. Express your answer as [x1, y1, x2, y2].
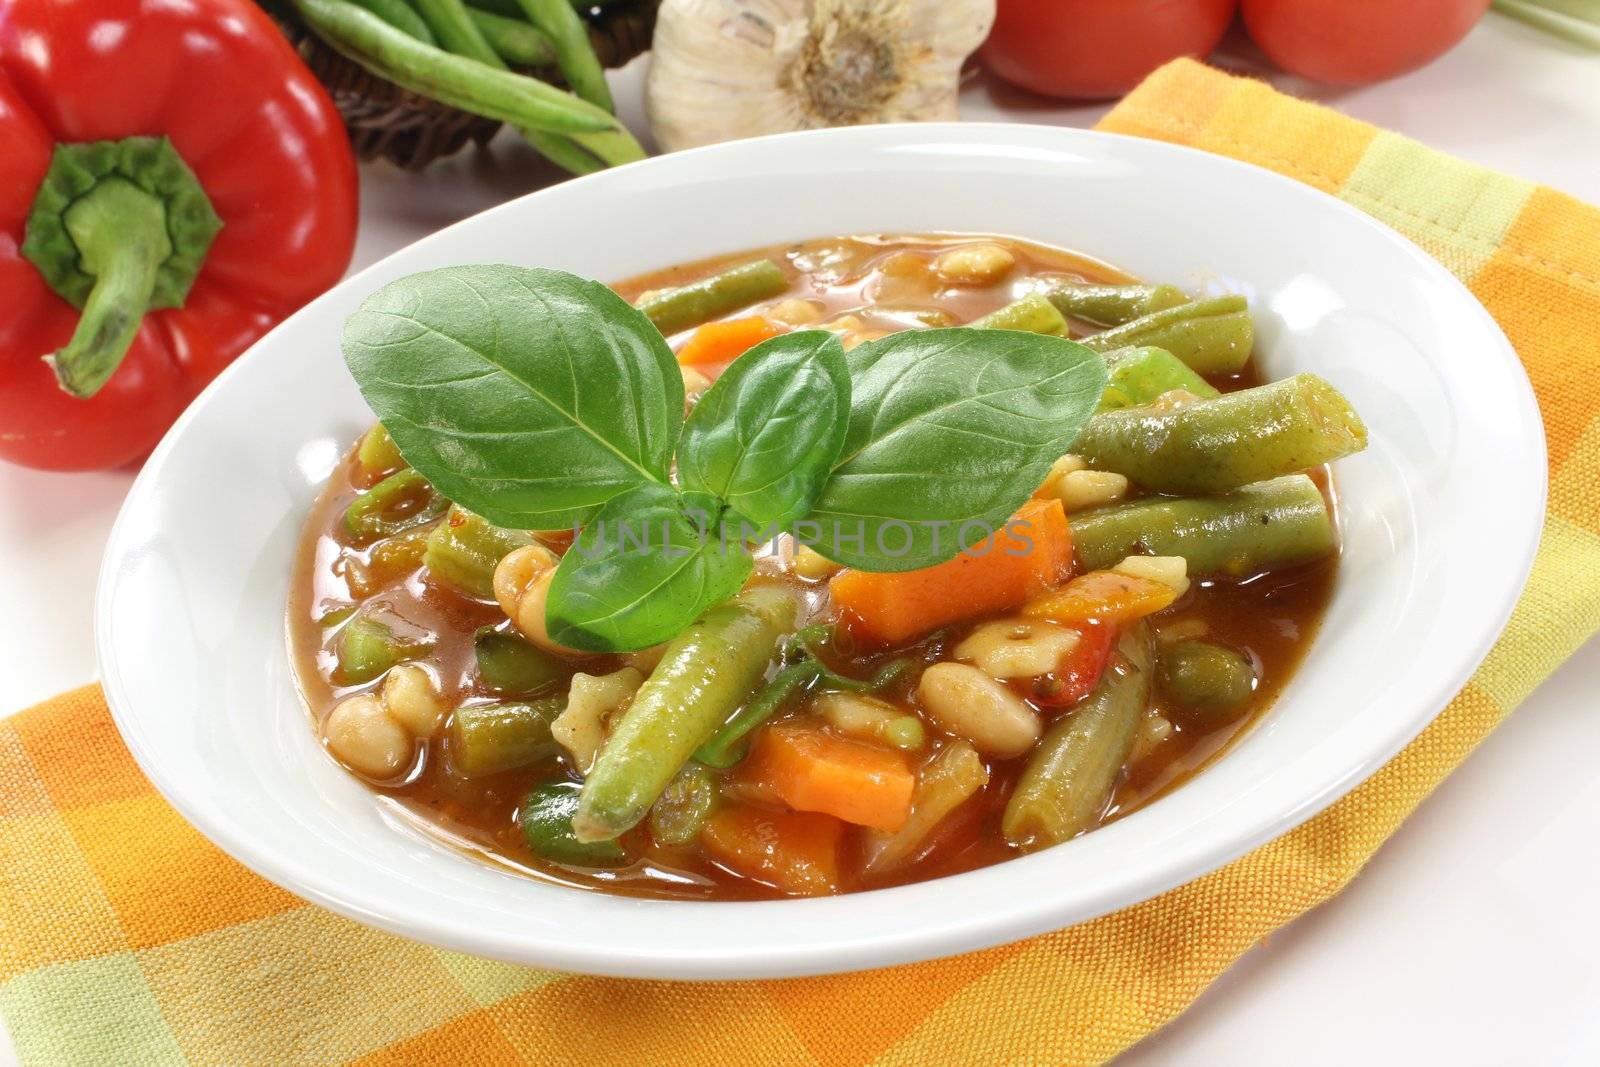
[4, 60, 1599, 1066]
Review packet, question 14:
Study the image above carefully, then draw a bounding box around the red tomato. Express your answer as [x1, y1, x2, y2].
[1029, 622, 1119, 709]
[1241, 0, 1490, 86]
[980, 0, 1238, 100]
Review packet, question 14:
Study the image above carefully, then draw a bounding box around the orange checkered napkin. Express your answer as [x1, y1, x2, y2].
[5, 60, 1600, 1066]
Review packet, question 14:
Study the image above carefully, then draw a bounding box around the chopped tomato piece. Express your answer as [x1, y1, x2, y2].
[676, 316, 784, 366]
[745, 725, 914, 832]
[1030, 622, 1118, 708]
[699, 804, 843, 896]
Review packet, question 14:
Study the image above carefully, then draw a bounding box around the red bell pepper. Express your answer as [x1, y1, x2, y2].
[0, 0, 359, 471]
[1029, 621, 1119, 709]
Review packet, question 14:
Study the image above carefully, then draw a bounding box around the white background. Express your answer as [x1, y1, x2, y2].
[2, 12, 1597, 1064]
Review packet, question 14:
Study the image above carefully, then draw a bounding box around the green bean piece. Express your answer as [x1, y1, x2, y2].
[695, 653, 913, 769]
[467, 6, 557, 66]
[1069, 474, 1337, 576]
[1046, 282, 1189, 327]
[412, 0, 506, 67]
[1082, 295, 1254, 375]
[694, 659, 822, 770]
[337, 615, 427, 684]
[343, 469, 448, 545]
[1160, 640, 1256, 725]
[1075, 373, 1368, 494]
[970, 292, 1068, 335]
[1097, 346, 1221, 412]
[318, 604, 357, 628]
[647, 763, 718, 846]
[636, 259, 788, 336]
[572, 586, 797, 841]
[520, 781, 627, 865]
[423, 506, 534, 599]
[288, 0, 645, 169]
[1003, 625, 1152, 850]
[355, 422, 406, 477]
[350, 0, 437, 43]
[474, 626, 565, 695]
[513, 0, 613, 111]
[450, 698, 563, 776]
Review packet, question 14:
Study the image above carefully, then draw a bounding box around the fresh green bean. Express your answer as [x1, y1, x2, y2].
[1047, 282, 1189, 327]
[512, 0, 613, 111]
[337, 615, 427, 684]
[694, 658, 821, 770]
[288, 0, 644, 169]
[474, 626, 565, 695]
[423, 506, 534, 598]
[1097, 346, 1221, 412]
[636, 259, 788, 336]
[970, 292, 1068, 335]
[695, 653, 915, 769]
[474, 0, 629, 13]
[1003, 625, 1152, 849]
[1160, 640, 1256, 724]
[572, 586, 796, 842]
[467, 6, 556, 66]
[449, 698, 562, 776]
[350, 0, 437, 43]
[412, 0, 506, 67]
[1082, 295, 1254, 375]
[355, 422, 406, 476]
[343, 469, 448, 544]
[647, 763, 717, 846]
[522, 129, 606, 175]
[1069, 474, 1337, 576]
[520, 781, 627, 864]
[1074, 373, 1368, 493]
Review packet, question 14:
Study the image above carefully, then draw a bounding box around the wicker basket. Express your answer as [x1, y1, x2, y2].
[276, 2, 658, 170]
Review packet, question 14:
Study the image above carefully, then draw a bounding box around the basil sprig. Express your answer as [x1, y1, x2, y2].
[343, 265, 1106, 652]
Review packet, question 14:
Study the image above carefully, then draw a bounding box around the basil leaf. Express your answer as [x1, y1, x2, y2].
[342, 265, 683, 530]
[545, 484, 753, 652]
[807, 328, 1107, 572]
[677, 330, 850, 532]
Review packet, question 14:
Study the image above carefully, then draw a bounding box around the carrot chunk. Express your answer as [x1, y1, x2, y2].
[1024, 569, 1177, 626]
[829, 498, 1073, 647]
[745, 725, 914, 832]
[699, 803, 843, 896]
[676, 316, 784, 366]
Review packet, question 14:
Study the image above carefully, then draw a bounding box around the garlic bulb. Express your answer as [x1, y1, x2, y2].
[647, 0, 996, 153]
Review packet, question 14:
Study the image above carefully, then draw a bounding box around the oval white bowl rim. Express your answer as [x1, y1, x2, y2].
[96, 122, 1546, 979]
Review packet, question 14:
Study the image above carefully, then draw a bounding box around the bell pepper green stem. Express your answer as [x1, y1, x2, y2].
[44, 180, 170, 398]
[23, 138, 221, 399]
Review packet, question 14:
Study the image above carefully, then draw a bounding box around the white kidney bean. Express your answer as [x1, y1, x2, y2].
[917, 663, 1041, 758]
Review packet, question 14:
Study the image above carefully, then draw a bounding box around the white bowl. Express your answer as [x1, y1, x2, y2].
[97, 124, 1544, 979]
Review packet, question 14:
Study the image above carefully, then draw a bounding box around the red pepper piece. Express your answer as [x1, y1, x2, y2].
[0, 0, 358, 470]
[1030, 621, 1119, 709]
